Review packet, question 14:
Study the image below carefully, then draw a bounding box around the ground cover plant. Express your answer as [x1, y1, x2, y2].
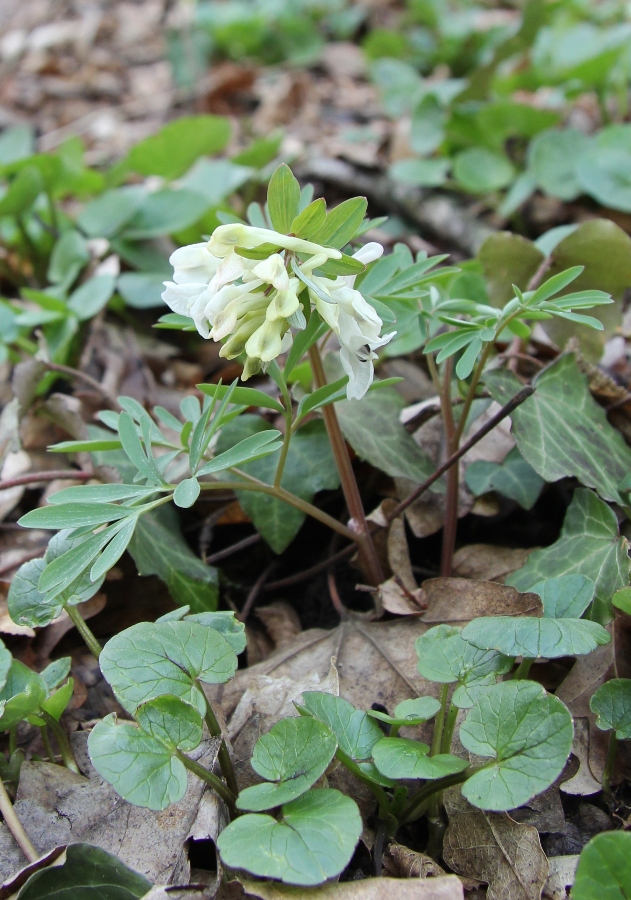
[1, 0, 631, 896]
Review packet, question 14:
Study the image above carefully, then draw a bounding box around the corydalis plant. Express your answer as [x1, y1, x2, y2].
[161, 164, 394, 400]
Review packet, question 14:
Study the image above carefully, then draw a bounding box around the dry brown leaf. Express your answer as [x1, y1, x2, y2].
[443, 789, 549, 900]
[382, 841, 447, 878]
[510, 783, 565, 833]
[254, 602, 302, 652]
[421, 578, 542, 624]
[0, 733, 220, 884]
[452, 545, 532, 583]
[543, 855, 579, 900]
[141, 888, 215, 900]
[560, 718, 602, 796]
[239, 875, 464, 899]
[379, 578, 426, 616]
[387, 516, 417, 593]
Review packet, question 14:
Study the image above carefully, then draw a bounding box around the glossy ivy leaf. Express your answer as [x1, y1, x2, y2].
[0, 661, 47, 730]
[372, 738, 467, 780]
[415, 625, 512, 708]
[299, 693, 383, 761]
[590, 679, 631, 740]
[572, 831, 631, 900]
[460, 680, 574, 811]
[217, 789, 362, 886]
[507, 489, 631, 623]
[237, 717, 337, 812]
[530, 575, 595, 619]
[88, 697, 202, 811]
[465, 447, 544, 511]
[14, 842, 151, 900]
[462, 615, 610, 660]
[367, 696, 441, 728]
[99, 620, 237, 715]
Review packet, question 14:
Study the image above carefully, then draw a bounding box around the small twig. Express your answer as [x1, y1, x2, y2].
[205, 533, 261, 565]
[41, 362, 121, 410]
[327, 568, 347, 619]
[238, 561, 277, 623]
[500, 350, 545, 369]
[0, 778, 37, 862]
[385, 385, 535, 523]
[263, 543, 353, 591]
[0, 470, 93, 491]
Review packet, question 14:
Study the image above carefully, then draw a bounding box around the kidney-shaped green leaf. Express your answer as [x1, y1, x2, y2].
[99, 620, 237, 715]
[530, 574, 595, 618]
[87, 700, 199, 812]
[416, 625, 513, 707]
[460, 680, 573, 811]
[461, 615, 610, 659]
[590, 678, 631, 740]
[237, 717, 337, 812]
[217, 789, 362, 886]
[373, 737, 467, 781]
[300, 693, 383, 761]
[367, 696, 441, 728]
[572, 831, 631, 900]
[0, 660, 48, 730]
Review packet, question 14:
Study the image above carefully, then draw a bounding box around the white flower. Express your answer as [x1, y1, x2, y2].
[207, 224, 343, 260]
[170, 243, 221, 283]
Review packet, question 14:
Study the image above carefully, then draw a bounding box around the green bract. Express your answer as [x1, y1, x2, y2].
[88, 696, 203, 811]
[590, 679, 631, 739]
[460, 681, 574, 811]
[217, 789, 362, 886]
[299, 693, 383, 761]
[415, 625, 512, 707]
[373, 738, 467, 780]
[98, 620, 238, 715]
[461, 615, 610, 660]
[237, 717, 337, 811]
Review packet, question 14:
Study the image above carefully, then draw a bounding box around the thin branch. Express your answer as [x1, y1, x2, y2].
[0, 779, 37, 863]
[0, 470, 93, 491]
[205, 533, 261, 565]
[41, 362, 121, 410]
[238, 560, 277, 623]
[263, 542, 354, 591]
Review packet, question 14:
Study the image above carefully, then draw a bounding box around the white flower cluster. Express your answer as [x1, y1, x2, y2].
[162, 223, 394, 399]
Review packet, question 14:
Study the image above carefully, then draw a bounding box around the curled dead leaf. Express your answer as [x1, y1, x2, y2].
[421, 578, 542, 624]
[238, 875, 464, 899]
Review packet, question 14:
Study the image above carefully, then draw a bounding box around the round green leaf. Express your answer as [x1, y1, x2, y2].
[415, 625, 512, 707]
[389, 158, 450, 187]
[218, 789, 362, 886]
[453, 148, 515, 193]
[590, 678, 631, 739]
[576, 147, 631, 213]
[530, 574, 595, 618]
[238, 717, 337, 812]
[373, 737, 467, 781]
[461, 615, 611, 659]
[367, 696, 441, 728]
[0, 661, 48, 730]
[136, 695, 203, 752]
[572, 831, 631, 900]
[300, 693, 383, 761]
[88, 713, 188, 811]
[184, 611, 246, 654]
[40, 657, 71, 691]
[173, 478, 200, 509]
[0, 638, 12, 693]
[99, 620, 237, 715]
[527, 128, 591, 200]
[460, 681, 573, 811]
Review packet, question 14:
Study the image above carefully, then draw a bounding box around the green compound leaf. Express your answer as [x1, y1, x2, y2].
[217, 789, 362, 887]
[461, 616, 610, 659]
[485, 356, 631, 506]
[99, 620, 237, 715]
[14, 842, 151, 899]
[572, 831, 631, 900]
[465, 447, 544, 511]
[300, 693, 383, 761]
[460, 680, 574, 811]
[415, 625, 513, 708]
[590, 679, 631, 740]
[507, 489, 631, 623]
[88, 697, 202, 812]
[367, 696, 441, 728]
[372, 738, 467, 780]
[530, 575, 595, 619]
[0, 661, 48, 730]
[237, 717, 337, 812]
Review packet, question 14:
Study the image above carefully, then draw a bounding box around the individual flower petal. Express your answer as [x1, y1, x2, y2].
[252, 254, 290, 291]
[207, 224, 342, 260]
[162, 281, 209, 317]
[266, 279, 300, 321]
[170, 243, 221, 284]
[245, 319, 286, 363]
[344, 242, 384, 287]
[207, 251, 249, 293]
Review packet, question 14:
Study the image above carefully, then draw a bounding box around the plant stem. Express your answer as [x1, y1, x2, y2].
[198, 478, 355, 542]
[0, 469, 93, 491]
[308, 344, 384, 586]
[199, 687, 239, 800]
[176, 751, 237, 814]
[38, 712, 79, 775]
[401, 769, 472, 825]
[431, 685, 450, 757]
[513, 658, 534, 679]
[64, 604, 102, 660]
[274, 383, 293, 489]
[0, 777, 37, 863]
[436, 357, 459, 577]
[39, 726, 55, 764]
[602, 731, 618, 797]
[335, 747, 396, 827]
[440, 703, 459, 755]
[453, 344, 493, 447]
[8, 728, 16, 758]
